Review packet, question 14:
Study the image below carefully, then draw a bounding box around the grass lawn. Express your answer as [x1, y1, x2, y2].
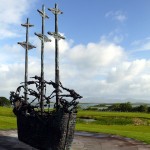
[77, 110, 150, 119]
[76, 124, 150, 144]
[76, 110, 150, 144]
[0, 116, 16, 130]
[0, 107, 16, 130]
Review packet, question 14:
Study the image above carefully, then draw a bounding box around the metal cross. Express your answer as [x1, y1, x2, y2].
[18, 18, 36, 103]
[48, 4, 65, 108]
[35, 5, 50, 115]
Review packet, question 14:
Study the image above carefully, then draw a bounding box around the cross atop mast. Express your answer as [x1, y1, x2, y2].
[35, 5, 51, 115]
[48, 4, 65, 108]
[18, 18, 36, 103]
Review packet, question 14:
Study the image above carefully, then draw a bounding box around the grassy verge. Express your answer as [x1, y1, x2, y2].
[0, 116, 16, 130]
[76, 124, 150, 144]
[0, 107, 16, 130]
[77, 110, 150, 119]
[0, 107, 15, 117]
[76, 110, 150, 144]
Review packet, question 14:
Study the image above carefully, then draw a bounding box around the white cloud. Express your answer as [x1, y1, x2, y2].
[131, 37, 150, 52]
[2, 35, 150, 102]
[101, 59, 150, 99]
[1, 2, 150, 103]
[101, 29, 125, 44]
[0, 0, 36, 39]
[105, 11, 127, 23]
[68, 40, 125, 70]
[107, 59, 146, 82]
[33, 34, 73, 54]
[0, 28, 19, 39]
[0, 44, 24, 64]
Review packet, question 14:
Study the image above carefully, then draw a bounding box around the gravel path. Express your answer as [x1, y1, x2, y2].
[0, 130, 150, 150]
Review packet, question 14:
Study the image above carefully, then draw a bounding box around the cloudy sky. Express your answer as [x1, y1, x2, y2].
[1, 0, 150, 103]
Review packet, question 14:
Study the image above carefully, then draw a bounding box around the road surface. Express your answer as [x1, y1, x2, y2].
[0, 130, 150, 150]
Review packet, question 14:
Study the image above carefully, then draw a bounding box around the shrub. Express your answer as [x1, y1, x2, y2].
[0, 97, 11, 107]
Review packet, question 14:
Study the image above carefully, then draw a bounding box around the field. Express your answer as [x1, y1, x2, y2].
[0, 107, 16, 130]
[0, 107, 150, 143]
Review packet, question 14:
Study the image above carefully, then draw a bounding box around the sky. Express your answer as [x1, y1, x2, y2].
[1, 0, 150, 103]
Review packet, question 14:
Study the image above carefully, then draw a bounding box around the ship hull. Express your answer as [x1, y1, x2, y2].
[16, 109, 76, 150]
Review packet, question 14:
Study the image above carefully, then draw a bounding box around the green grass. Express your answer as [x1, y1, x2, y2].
[76, 110, 150, 144]
[93, 117, 133, 125]
[77, 110, 150, 119]
[0, 107, 16, 130]
[0, 116, 16, 130]
[76, 124, 150, 144]
[0, 107, 15, 117]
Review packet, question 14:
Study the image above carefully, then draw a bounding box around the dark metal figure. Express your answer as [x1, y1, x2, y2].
[35, 5, 51, 115]
[48, 4, 65, 108]
[10, 3, 82, 150]
[60, 82, 82, 100]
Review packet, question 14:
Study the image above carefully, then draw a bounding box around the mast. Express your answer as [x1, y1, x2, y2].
[35, 5, 50, 115]
[18, 18, 35, 103]
[48, 4, 65, 108]
[55, 3, 60, 108]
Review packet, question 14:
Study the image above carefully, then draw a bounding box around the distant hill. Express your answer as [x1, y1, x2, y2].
[80, 97, 150, 104]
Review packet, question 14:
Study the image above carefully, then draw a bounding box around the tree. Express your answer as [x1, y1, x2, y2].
[120, 102, 132, 112]
[132, 106, 139, 112]
[0, 97, 10, 107]
[148, 107, 150, 113]
[137, 105, 148, 112]
[108, 102, 132, 112]
[108, 103, 121, 111]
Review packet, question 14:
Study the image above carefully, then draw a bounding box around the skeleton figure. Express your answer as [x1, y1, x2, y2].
[59, 82, 82, 100]
[10, 77, 83, 114]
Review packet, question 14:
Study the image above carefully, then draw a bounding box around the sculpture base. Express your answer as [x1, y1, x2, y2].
[16, 109, 76, 150]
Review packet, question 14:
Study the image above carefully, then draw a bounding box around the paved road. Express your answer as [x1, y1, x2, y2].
[0, 130, 150, 150]
[72, 132, 150, 150]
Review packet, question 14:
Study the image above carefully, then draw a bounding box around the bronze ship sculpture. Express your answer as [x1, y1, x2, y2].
[10, 3, 82, 150]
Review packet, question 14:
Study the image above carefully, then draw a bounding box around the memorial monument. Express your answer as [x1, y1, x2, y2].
[10, 3, 82, 150]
